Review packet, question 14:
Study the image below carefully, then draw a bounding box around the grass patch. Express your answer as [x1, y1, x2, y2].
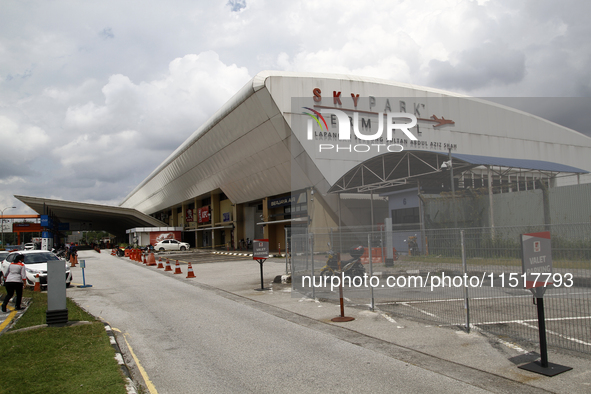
[0, 287, 129, 394]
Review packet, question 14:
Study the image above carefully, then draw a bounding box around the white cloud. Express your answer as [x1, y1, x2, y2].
[0, 116, 51, 164]
[62, 51, 251, 150]
[0, 0, 590, 214]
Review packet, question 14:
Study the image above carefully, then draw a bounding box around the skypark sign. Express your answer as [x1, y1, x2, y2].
[303, 107, 417, 153]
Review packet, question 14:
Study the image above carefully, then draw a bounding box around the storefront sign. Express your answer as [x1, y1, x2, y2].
[198, 206, 210, 223]
[269, 195, 296, 208]
[14, 222, 42, 232]
[150, 231, 182, 245]
[186, 209, 194, 223]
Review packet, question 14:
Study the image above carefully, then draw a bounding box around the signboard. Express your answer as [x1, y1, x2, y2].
[198, 206, 210, 224]
[518, 230, 572, 376]
[269, 195, 296, 208]
[14, 222, 43, 232]
[268, 193, 305, 209]
[222, 212, 231, 222]
[1, 220, 11, 233]
[149, 231, 182, 245]
[521, 231, 553, 298]
[40, 215, 53, 227]
[253, 239, 269, 260]
[186, 209, 194, 223]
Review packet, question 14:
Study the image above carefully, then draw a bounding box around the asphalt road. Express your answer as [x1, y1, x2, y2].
[66, 251, 517, 393]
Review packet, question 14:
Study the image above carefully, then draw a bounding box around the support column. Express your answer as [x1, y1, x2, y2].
[262, 197, 269, 240]
[171, 207, 178, 227]
[211, 192, 220, 249]
[370, 189, 374, 229]
[487, 166, 495, 231]
[540, 180, 551, 231]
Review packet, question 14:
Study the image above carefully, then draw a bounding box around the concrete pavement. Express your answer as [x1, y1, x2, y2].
[170, 253, 591, 394]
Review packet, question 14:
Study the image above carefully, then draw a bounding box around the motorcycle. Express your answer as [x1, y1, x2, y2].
[320, 244, 366, 278]
[53, 247, 68, 259]
[406, 235, 420, 256]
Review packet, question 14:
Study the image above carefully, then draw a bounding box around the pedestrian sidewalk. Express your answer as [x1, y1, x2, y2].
[184, 256, 591, 394]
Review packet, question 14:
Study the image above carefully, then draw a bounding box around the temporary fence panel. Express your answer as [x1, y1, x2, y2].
[291, 223, 591, 355]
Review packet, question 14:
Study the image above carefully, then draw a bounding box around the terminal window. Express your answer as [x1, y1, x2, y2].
[392, 207, 420, 224]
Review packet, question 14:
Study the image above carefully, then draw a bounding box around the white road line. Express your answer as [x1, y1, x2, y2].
[379, 312, 404, 328]
[470, 326, 528, 353]
[517, 321, 591, 346]
[374, 291, 590, 305]
[473, 315, 591, 326]
[400, 302, 440, 319]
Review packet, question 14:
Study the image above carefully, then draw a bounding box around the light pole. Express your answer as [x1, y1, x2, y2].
[1, 206, 16, 249]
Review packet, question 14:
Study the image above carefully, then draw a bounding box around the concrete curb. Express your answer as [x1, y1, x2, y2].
[104, 323, 138, 394]
[211, 250, 287, 258]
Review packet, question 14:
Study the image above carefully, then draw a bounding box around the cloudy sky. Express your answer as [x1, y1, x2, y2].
[1, 0, 590, 215]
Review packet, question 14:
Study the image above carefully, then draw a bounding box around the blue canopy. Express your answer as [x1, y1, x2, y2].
[451, 153, 588, 174]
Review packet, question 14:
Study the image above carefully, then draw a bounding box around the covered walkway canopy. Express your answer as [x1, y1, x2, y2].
[15, 195, 167, 240]
[327, 151, 589, 194]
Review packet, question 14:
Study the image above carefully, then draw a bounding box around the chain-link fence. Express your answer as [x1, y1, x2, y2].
[290, 223, 591, 354]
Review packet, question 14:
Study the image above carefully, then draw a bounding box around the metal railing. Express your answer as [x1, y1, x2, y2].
[290, 223, 591, 354]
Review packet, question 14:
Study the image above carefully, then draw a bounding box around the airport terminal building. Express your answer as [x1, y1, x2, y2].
[17, 71, 591, 249]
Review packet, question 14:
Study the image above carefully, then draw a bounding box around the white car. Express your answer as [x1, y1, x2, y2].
[154, 239, 190, 252]
[0, 250, 72, 288]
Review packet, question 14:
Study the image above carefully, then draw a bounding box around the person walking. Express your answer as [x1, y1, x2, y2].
[2, 253, 27, 312]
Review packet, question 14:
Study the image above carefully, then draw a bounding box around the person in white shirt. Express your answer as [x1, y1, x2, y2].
[2, 254, 27, 312]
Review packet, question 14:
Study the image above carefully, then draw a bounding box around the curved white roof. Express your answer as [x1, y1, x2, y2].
[120, 71, 591, 214]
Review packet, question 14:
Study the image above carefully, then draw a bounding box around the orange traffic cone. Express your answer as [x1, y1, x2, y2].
[143, 254, 147, 265]
[71, 254, 77, 267]
[157, 257, 164, 269]
[33, 274, 41, 292]
[186, 263, 196, 278]
[147, 253, 156, 266]
[174, 260, 182, 275]
[164, 259, 172, 272]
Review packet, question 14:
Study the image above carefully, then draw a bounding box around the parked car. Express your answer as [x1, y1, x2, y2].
[24, 242, 35, 250]
[154, 239, 190, 252]
[0, 250, 72, 288]
[0, 251, 9, 262]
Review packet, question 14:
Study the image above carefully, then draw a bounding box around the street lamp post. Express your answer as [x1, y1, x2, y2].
[1, 206, 16, 249]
